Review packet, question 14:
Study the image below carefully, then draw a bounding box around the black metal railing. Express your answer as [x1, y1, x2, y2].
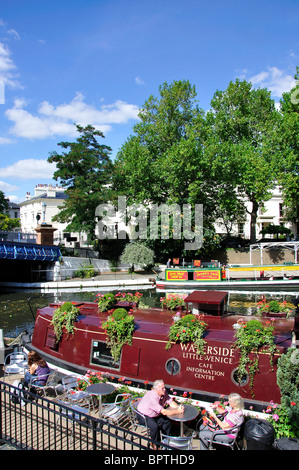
[0, 381, 166, 451]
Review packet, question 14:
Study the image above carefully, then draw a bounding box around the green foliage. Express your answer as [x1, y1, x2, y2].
[256, 299, 294, 317]
[0, 214, 21, 231]
[73, 263, 98, 278]
[274, 67, 299, 228]
[47, 124, 113, 239]
[166, 313, 208, 355]
[102, 310, 135, 362]
[97, 293, 116, 312]
[160, 295, 186, 310]
[234, 319, 278, 396]
[0, 190, 9, 214]
[260, 347, 299, 438]
[120, 242, 154, 270]
[51, 302, 80, 343]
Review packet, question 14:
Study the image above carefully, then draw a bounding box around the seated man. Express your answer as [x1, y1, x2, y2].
[137, 379, 184, 444]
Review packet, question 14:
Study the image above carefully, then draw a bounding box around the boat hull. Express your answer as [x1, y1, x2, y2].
[26, 301, 294, 410]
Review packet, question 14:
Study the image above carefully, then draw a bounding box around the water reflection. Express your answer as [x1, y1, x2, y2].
[0, 287, 297, 337]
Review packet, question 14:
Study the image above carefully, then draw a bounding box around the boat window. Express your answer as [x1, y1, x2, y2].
[165, 358, 181, 376]
[231, 368, 249, 387]
[90, 340, 120, 370]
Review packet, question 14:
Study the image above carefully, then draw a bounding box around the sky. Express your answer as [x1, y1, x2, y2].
[0, 0, 298, 204]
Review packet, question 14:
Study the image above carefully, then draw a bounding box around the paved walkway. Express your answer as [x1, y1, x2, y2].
[0, 272, 157, 291]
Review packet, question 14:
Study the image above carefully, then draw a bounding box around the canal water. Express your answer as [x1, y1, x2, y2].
[0, 286, 297, 337]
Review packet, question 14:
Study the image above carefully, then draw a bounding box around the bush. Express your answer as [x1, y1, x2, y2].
[111, 308, 128, 320]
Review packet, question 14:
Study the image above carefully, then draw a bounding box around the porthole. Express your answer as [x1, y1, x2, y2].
[231, 368, 249, 387]
[165, 358, 181, 376]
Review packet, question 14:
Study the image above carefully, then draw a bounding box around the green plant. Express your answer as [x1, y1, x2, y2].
[51, 302, 80, 343]
[73, 263, 98, 278]
[97, 293, 116, 312]
[115, 291, 143, 306]
[160, 296, 186, 310]
[233, 319, 278, 396]
[102, 308, 135, 362]
[263, 401, 299, 438]
[166, 313, 208, 355]
[256, 299, 293, 317]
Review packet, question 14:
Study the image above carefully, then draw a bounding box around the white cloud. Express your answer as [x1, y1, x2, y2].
[0, 41, 21, 89]
[249, 67, 296, 98]
[0, 136, 12, 144]
[0, 159, 56, 180]
[5, 93, 140, 139]
[0, 180, 18, 192]
[135, 76, 146, 86]
[7, 29, 20, 40]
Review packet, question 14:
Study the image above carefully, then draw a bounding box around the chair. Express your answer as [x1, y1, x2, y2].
[102, 393, 131, 426]
[4, 351, 27, 376]
[28, 370, 60, 397]
[160, 433, 193, 450]
[130, 397, 150, 437]
[61, 375, 94, 413]
[56, 399, 90, 444]
[197, 416, 242, 450]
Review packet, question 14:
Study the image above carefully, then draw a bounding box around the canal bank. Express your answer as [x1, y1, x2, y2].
[0, 272, 156, 291]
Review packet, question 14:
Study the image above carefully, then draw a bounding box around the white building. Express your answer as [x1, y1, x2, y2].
[19, 184, 88, 247]
[215, 185, 294, 240]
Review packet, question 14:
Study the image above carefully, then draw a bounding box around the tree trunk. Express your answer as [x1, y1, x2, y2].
[250, 200, 259, 244]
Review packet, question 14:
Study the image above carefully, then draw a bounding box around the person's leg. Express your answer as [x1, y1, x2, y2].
[198, 424, 213, 450]
[146, 417, 160, 442]
[156, 415, 172, 436]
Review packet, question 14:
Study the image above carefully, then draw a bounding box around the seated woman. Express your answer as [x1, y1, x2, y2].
[24, 351, 51, 387]
[198, 393, 244, 450]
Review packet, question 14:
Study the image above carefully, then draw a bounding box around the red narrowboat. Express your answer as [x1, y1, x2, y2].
[25, 291, 297, 409]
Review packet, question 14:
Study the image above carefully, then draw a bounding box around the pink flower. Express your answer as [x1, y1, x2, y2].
[272, 414, 279, 421]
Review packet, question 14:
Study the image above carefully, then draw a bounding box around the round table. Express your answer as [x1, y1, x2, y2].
[170, 404, 199, 436]
[86, 383, 115, 418]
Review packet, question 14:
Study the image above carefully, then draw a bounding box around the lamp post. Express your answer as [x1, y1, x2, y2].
[42, 203, 47, 224]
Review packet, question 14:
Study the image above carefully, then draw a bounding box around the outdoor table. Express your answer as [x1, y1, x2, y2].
[170, 404, 199, 437]
[86, 383, 115, 419]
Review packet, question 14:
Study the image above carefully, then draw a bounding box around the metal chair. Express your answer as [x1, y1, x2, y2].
[160, 432, 193, 450]
[205, 423, 242, 450]
[130, 397, 150, 437]
[28, 370, 60, 397]
[197, 415, 242, 450]
[61, 375, 94, 413]
[4, 351, 27, 376]
[102, 393, 131, 426]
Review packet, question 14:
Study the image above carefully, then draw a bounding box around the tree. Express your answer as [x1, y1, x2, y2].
[114, 81, 224, 257]
[120, 242, 154, 271]
[0, 214, 20, 231]
[48, 125, 113, 239]
[274, 67, 299, 234]
[208, 79, 280, 243]
[0, 191, 9, 215]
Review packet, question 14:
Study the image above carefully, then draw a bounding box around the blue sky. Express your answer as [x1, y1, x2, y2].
[0, 0, 298, 204]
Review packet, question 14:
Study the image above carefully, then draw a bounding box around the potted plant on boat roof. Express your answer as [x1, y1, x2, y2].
[166, 312, 208, 355]
[233, 318, 278, 397]
[160, 295, 186, 311]
[96, 293, 116, 312]
[102, 308, 135, 362]
[51, 302, 80, 343]
[256, 299, 293, 318]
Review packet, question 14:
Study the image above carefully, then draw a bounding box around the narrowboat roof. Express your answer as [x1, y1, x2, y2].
[39, 301, 294, 344]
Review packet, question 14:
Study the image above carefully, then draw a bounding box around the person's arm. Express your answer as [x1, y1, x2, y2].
[208, 410, 230, 430]
[161, 401, 184, 416]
